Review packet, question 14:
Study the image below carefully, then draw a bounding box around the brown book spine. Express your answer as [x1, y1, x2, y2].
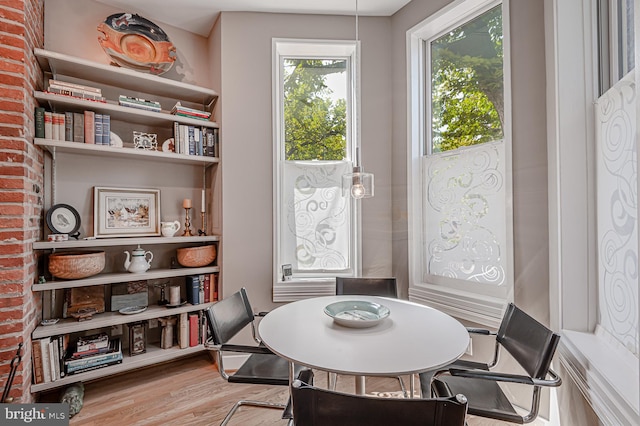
[32, 339, 44, 384]
[84, 111, 95, 144]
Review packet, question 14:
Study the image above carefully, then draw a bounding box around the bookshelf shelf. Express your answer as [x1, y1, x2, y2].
[34, 138, 219, 166]
[32, 267, 220, 292]
[33, 302, 215, 339]
[31, 344, 209, 393]
[34, 235, 220, 250]
[34, 91, 219, 129]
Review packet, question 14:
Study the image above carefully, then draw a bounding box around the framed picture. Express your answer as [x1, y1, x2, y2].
[46, 203, 81, 237]
[94, 187, 160, 238]
[282, 264, 293, 281]
[129, 321, 147, 356]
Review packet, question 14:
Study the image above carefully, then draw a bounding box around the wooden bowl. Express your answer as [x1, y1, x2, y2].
[176, 245, 216, 267]
[48, 250, 105, 280]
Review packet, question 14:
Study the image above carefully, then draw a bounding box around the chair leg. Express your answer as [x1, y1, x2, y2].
[220, 400, 287, 426]
[328, 371, 337, 390]
[397, 375, 408, 397]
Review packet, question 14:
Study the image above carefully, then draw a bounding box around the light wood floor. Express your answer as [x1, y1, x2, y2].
[39, 353, 528, 425]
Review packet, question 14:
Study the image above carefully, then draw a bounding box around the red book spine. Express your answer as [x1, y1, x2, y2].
[188, 313, 199, 347]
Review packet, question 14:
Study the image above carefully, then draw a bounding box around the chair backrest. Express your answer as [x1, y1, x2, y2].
[335, 277, 398, 298]
[205, 287, 254, 345]
[497, 303, 561, 380]
[292, 373, 467, 426]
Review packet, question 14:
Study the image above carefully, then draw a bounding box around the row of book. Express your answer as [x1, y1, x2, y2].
[32, 333, 124, 384]
[179, 311, 210, 349]
[172, 124, 219, 157]
[35, 107, 111, 145]
[185, 273, 219, 306]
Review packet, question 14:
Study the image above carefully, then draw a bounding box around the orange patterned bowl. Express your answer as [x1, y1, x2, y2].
[48, 250, 105, 280]
[176, 245, 216, 268]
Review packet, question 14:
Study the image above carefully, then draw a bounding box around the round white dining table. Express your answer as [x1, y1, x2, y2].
[258, 295, 469, 395]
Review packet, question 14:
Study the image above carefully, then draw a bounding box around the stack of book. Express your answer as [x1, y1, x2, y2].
[65, 335, 122, 375]
[171, 102, 211, 120]
[46, 79, 105, 102]
[118, 95, 161, 112]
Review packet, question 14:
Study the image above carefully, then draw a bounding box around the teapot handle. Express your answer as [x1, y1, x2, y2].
[173, 220, 181, 231]
[145, 251, 154, 264]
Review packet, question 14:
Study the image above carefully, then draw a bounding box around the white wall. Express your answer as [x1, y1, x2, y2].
[216, 12, 393, 313]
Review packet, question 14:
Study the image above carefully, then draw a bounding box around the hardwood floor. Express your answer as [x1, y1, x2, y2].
[39, 353, 533, 425]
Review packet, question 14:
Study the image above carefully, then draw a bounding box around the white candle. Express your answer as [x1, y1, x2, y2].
[169, 285, 181, 305]
[201, 190, 205, 213]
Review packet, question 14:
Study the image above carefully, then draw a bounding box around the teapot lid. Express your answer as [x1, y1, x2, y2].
[132, 245, 146, 254]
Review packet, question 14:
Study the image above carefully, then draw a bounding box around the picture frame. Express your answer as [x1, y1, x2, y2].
[129, 321, 147, 356]
[94, 187, 161, 238]
[282, 264, 293, 281]
[46, 203, 81, 238]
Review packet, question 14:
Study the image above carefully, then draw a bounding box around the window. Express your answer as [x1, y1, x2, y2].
[548, 0, 639, 423]
[407, 0, 512, 325]
[272, 39, 360, 301]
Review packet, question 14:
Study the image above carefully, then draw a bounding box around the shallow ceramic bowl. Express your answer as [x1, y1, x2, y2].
[48, 250, 105, 280]
[176, 245, 216, 267]
[324, 300, 390, 328]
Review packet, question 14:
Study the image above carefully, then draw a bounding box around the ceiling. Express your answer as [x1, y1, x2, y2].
[96, 0, 411, 37]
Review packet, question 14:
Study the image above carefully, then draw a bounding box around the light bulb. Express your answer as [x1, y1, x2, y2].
[351, 183, 366, 199]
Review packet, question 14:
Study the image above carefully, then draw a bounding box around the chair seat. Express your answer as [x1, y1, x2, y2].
[229, 353, 303, 386]
[431, 376, 521, 424]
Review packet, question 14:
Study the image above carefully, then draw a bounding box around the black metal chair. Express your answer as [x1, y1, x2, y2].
[422, 303, 562, 424]
[204, 287, 303, 426]
[334, 277, 406, 394]
[335, 277, 398, 298]
[290, 369, 468, 426]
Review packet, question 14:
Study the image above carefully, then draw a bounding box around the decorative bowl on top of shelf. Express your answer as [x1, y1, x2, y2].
[48, 250, 105, 280]
[176, 245, 216, 267]
[97, 13, 176, 75]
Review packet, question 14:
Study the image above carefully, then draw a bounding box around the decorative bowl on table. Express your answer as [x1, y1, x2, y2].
[324, 300, 390, 328]
[176, 245, 216, 267]
[48, 250, 105, 280]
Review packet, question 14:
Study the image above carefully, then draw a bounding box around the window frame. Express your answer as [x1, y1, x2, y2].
[272, 38, 361, 302]
[406, 0, 513, 327]
[546, 0, 640, 423]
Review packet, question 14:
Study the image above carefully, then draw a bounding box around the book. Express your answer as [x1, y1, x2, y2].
[203, 274, 211, 303]
[94, 114, 103, 145]
[64, 112, 73, 141]
[66, 359, 122, 375]
[32, 338, 44, 384]
[40, 338, 51, 383]
[44, 111, 53, 139]
[212, 274, 218, 301]
[188, 126, 196, 155]
[51, 336, 60, 381]
[65, 338, 121, 371]
[48, 337, 57, 381]
[52, 113, 60, 140]
[84, 111, 95, 144]
[102, 114, 110, 145]
[204, 127, 214, 157]
[179, 312, 189, 349]
[188, 313, 199, 347]
[73, 112, 84, 143]
[173, 122, 180, 154]
[195, 127, 203, 156]
[34, 107, 45, 138]
[46, 85, 105, 101]
[186, 275, 200, 305]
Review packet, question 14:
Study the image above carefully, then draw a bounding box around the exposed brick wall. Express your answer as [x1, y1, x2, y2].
[0, 0, 44, 403]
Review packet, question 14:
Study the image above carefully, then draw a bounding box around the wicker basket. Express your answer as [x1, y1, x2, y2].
[48, 250, 105, 280]
[176, 245, 216, 268]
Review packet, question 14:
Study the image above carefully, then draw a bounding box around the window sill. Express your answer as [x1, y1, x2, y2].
[559, 330, 639, 425]
[272, 278, 336, 302]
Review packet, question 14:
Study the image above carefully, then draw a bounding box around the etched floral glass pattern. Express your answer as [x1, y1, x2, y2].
[423, 140, 507, 285]
[280, 161, 352, 272]
[595, 71, 639, 356]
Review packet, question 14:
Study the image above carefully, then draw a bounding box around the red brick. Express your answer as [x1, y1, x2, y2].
[0, 139, 28, 151]
[0, 100, 24, 113]
[0, 218, 24, 230]
[0, 47, 23, 63]
[0, 152, 24, 162]
[0, 192, 24, 203]
[0, 297, 23, 308]
[0, 6, 24, 22]
[0, 113, 23, 126]
[0, 310, 23, 322]
[0, 178, 23, 189]
[0, 87, 25, 101]
[0, 1, 27, 11]
[0, 33, 25, 50]
[0, 205, 25, 215]
[0, 321, 22, 335]
[0, 257, 25, 268]
[0, 73, 24, 87]
[0, 165, 27, 176]
[0, 267, 25, 280]
[0, 20, 24, 36]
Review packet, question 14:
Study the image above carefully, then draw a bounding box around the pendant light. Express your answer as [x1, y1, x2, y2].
[342, 0, 374, 199]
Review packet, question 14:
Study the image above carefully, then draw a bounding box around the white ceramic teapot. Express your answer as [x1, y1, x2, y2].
[124, 245, 153, 273]
[161, 220, 181, 237]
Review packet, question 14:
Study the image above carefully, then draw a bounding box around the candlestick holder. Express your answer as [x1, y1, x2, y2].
[182, 207, 194, 236]
[198, 212, 207, 236]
